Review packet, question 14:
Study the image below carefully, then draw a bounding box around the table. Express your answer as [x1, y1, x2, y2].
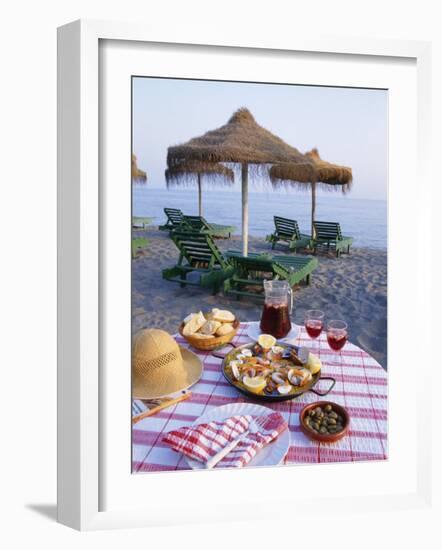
[132, 322, 387, 472]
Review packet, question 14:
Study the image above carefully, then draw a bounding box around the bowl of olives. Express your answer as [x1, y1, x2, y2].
[300, 401, 350, 442]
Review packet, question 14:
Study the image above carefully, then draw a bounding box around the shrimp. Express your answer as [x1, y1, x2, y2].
[288, 367, 312, 386]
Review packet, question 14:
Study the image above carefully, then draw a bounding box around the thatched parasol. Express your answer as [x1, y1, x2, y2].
[167, 108, 311, 255]
[270, 148, 352, 237]
[306, 148, 352, 187]
[132, 154, 147, 182]
[165, 161, 234, 216]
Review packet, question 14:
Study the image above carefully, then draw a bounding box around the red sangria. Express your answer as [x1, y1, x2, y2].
[260, 280, 293, 339]
[304, 310, 324, 339]
[304, 309, 324, 354]
[260, 303, 292, 339]
[306, 322, 323, 338]
[326, 320, 348, 352]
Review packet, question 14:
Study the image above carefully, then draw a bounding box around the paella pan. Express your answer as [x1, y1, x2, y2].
[214, 337, 336, 402]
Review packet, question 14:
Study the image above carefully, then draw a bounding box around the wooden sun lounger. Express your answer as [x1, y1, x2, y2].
[163, 232, 317, 297]
[224, 250, 318, 299]
[159, 209, 235, 238]
[132, 216, 152, 229]
[158, 208, 184, 231]
[182, 215, 236, 239]
[162, 231, 234, 293]
[266, 216, 311, 252]
[312, 221, 353, 257]
[132, 237, 149, 259]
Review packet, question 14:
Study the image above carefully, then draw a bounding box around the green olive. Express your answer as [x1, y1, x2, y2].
[325, 404, 332, 412]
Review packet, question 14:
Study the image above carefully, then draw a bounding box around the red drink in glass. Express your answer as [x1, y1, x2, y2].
[260, 303, 291, 339]
[327, 331, 347, 351]
[326, 320, 348, 352]
[305, 320, 323, 339]
[304, 310, 324, 356]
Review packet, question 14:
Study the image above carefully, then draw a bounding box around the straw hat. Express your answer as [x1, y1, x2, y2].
[132, 328, 202, 399]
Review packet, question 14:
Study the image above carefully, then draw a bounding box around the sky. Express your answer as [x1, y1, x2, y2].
[132, 77, 388, 201]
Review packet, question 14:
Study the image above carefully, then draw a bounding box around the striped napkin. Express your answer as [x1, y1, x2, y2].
[162, 412, 287, 468]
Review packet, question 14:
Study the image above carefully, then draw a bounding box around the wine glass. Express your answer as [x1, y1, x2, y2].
[304, 309, 324, 354]
[326, 320, 348, 364]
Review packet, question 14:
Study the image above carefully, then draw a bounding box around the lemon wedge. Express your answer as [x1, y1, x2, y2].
[306, 353, 322, 374]
[243, 376, 267, 394]
[258, 334, 276, 349]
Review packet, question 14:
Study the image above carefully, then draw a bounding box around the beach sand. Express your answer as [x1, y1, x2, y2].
[132, 228, 387, 369]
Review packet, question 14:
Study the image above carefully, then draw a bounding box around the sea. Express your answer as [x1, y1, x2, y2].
[133, 186, 387, 250]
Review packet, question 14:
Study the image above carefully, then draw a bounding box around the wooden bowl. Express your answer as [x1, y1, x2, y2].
[299, 401, 350, 443]
[179, 316, 240, 351]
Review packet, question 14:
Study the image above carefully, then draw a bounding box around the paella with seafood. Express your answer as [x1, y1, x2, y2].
[222, 334, 327, 401]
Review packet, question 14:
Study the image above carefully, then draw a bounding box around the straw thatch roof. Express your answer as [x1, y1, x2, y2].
[269, 162, 318, 190]
[270, 148, 352, 192]
[167, 108, 309, 170]
[165, 160, 234, 187]
[306, 148, 352, 187]
[132, 154, 147, 181]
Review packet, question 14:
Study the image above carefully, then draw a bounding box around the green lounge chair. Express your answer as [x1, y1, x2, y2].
[132, 216, 152, 229]
[224, 250, 318, 299]
[266, 216, 311, 252]
[182, 215, 236, 239]
[132, 237, 149, 259]
[162, 231, 234, 293]
[159, 209, 235, 238]
[312, 221, 353, 257]
[163, 232, 317, 297]
[159, 208, 184, 231]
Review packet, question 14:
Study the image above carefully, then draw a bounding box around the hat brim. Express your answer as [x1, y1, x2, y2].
[132, 346, 203, 400]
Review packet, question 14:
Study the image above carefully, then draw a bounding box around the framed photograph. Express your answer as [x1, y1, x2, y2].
[57, 19, 432, 530]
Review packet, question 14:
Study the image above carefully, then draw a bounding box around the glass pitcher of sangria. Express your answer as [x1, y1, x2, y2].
[259, 280, 293, 338]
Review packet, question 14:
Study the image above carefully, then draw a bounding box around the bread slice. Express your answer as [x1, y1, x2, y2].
[200, 320, 222, 335]
[183, 312, 196, 324]
[216, 323, 234, 336]
[212, 309, 235, 323]
[182, 311, 206, 336]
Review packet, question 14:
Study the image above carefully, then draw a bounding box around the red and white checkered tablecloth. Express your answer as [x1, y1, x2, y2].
[132, 322, 387, 473]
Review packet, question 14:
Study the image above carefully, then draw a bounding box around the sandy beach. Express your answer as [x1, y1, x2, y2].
[132, 227, 387, 369]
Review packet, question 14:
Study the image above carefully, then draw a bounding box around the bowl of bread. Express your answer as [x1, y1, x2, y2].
[179, 308, 239, 351]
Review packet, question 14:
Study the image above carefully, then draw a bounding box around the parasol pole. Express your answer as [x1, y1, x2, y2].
[241, 162, 249, 256]
[311, 180, 316, 239]
[197, 173, 202, 216]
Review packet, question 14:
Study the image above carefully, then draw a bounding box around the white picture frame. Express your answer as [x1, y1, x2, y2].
[57, 19, 432, 531]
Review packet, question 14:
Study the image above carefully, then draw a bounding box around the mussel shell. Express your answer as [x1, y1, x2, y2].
[289, 350, 304, 366]
[231, 363, 241, 380]
[271, 372, 286, 385]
